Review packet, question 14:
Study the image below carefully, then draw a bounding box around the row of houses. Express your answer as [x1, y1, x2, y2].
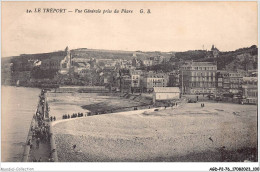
[123, 61, 257, 104]
[3, 46, 257, 104]
[119, 70, 169, 93]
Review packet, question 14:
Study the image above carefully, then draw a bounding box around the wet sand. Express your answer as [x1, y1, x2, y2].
[52, 102, 257, 162]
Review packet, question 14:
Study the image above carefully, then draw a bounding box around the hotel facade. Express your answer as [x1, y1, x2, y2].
[180, 61, 217, 94]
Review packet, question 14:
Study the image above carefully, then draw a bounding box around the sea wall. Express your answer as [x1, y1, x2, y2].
[22, 90, 58, 162]
[53, 86, 109, 93]
[49, 124, 58, 162]
[22, 113, 36, 162]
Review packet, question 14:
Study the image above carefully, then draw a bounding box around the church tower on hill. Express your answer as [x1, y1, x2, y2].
[59, 46, 72, 74]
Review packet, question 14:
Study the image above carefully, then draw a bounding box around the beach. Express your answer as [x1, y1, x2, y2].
[47, 92, 152, 120]
[52, 102, 257, 162]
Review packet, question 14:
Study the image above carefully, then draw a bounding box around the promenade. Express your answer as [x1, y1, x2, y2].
[23, 90, 56, 162]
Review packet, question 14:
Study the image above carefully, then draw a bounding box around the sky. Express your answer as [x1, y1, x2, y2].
[1, 1, 258, 57]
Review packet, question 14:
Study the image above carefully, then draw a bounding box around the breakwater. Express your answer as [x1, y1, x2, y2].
[22, 89, 58, 162]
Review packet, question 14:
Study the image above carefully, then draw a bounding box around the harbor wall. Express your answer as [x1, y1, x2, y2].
[49, 124, 58, 162]
[22, 90, 58, 162]
[22, 109, 37, 161]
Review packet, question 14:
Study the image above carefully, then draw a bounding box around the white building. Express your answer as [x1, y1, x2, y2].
[73, 62, 91, 76]
[153, 87, 180, 103]
[143, 59, 153, 66]
[143, 72, 169, 92]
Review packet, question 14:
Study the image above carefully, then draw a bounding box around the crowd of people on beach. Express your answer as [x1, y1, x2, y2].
[62, 112, 85, 119]
[49, 116, 56, 122]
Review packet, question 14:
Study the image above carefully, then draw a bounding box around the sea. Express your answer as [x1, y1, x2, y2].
[1, 86, 40, 162]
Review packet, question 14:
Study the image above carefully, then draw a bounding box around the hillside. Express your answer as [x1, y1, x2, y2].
[170, 45, 258, 71]
[71, 48, 173, 60]
[2, 45, 257, 72]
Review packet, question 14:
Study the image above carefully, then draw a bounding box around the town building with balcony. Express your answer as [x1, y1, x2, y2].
[242, 77, 257, 104]
[216, 71, 244, 95]
[180, 61, 217, 94]
[143, 71, 169, 92]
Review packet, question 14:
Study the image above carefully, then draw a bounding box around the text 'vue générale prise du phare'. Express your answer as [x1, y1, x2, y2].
[26, 8, 151, 14]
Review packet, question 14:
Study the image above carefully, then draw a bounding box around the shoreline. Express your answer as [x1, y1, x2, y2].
[51, 106, 169, 127]
[47, 92, 155, 121]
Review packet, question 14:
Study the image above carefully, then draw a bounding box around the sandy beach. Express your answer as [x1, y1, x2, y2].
[47, 92, 152, 120]
[52, 102, 257, 162]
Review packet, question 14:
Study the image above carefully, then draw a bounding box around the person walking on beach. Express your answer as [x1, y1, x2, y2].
[73, 144, 76, 150]
[53, 116, 56, 121]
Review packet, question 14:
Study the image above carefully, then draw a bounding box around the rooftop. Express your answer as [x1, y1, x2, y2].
[182, 61, 217, 67]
